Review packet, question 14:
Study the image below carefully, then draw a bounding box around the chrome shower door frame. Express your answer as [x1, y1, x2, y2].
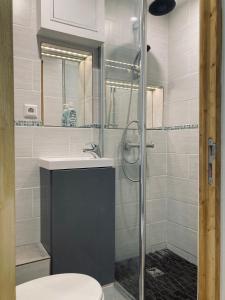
[138, 0, 148, 299]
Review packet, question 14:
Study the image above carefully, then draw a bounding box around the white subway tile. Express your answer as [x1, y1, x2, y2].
[167, 199, 198, 231]
[16, 218, 40, 246]
[16, 189, 33, 221]
[14, 57, 33, 90]
[15, 127, 33, 157]
[14, 89, 41, 121]
[167, 177, 198, 204]
[13, 0, 32, 27]
[167, 221, 198, 257]
[167, 154, 189, 178]
[147, 153, 167, 177]
[15, 158, 40, 189]
[32, 188, 40, 218]
[146, 199, 166, 224]
[33, 127, 70, 157]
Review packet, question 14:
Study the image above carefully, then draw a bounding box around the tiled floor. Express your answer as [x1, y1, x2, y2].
[103, 284, 129, 300]
[115, 249, 197, 300]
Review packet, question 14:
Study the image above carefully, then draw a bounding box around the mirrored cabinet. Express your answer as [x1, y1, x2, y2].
[41, 43, 93, 128]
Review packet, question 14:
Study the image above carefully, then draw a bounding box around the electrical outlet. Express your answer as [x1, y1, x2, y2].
[24, 104, 38, 119]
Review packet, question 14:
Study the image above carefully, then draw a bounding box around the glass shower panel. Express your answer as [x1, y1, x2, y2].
[104, 0, 143, 298]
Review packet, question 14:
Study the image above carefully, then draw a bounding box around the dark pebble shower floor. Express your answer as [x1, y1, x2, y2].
[115, 249, 197, 300]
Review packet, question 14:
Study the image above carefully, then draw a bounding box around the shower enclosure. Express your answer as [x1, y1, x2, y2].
[103, 0, 199, 299]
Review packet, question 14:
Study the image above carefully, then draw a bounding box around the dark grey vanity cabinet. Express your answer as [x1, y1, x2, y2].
[40, 167, 115, 285]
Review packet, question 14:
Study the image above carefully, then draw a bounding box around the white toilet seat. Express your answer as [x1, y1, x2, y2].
[16, 274, 104, 300]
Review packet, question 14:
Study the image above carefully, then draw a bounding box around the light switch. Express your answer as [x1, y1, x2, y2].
[24, 104, 38, 119]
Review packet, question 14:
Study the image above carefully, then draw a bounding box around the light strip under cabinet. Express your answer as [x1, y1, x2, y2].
[105, 80, 161, 91]
[41, 52, 83, 63]
[105, 59, 139, 69]
[41, 45, 88, 58]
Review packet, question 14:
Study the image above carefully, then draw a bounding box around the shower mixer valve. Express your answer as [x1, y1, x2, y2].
[124, 142, 155, 151]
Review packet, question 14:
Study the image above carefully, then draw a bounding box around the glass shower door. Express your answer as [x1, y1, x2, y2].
[103, 0, 147, 299]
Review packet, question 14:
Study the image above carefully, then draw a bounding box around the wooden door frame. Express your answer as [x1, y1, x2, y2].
[199, 0, 222, 299]
[0, 0, 15, 300]
[0, 0, 222, 299]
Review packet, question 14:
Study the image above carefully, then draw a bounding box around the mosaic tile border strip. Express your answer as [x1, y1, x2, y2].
[152, 124, 199, 131]
[15, 120, 101, 128]
[104, 124, 199, 130]
[15, 120, 43, 127]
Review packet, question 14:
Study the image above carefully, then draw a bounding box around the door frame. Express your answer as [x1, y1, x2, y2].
[0, 0, 15, 300]
[199, 0, 222, 299]
[0, 0, 223, 299]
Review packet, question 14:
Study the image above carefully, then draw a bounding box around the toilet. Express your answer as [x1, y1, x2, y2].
[16, 274, 104, 300]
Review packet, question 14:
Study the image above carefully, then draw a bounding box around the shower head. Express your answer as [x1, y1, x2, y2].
[149, 0, 176, 16]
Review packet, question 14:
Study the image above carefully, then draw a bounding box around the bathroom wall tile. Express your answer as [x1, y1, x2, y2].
[167, 177, 198, 204]
[33, 127, 70, 157]
[69, 128, 94, 156]
[13, 25, 39, 60]
[104, 129, 123, 160]
[146, 199, 166, 225]
[16, 259, 50, 285]
[115, 226, 139, 261]
[115, 202, 138, 230]
[32, 188, 40, 218]
[167, 73, 199, 103]
[43, 57, 62, 98]
[167, 199, 198, 231]
[167, 221, 198, 257]
[146, 222, 166, 250]
[115, 178, 139, 205]
[16, 189, 33, 221]
[147, 130, 167, 154]
[167, 154, 189, 178]
[32, 60, 41, 92]
[14, 89, 41, 121]
[15, 127, 33, 157]
[167, 130, 199, 154]
[147, 153, 167, 177]
[16, 243, 50, 266]
[16, 218, 40, 246]
[189, 155, 199, 180]
[44, 96, 62, 127]
[167, 243, 197, 265]
[14, 57, 33, 90]
[164, 100, 190, 126]
[103, 285, 127, 300]
[188, 98, 199, 124]
[15, 158, 40, 189]
[146, 176, 167, 200]
[13, 0, 32, 27]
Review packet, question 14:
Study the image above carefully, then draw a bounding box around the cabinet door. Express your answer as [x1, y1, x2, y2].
[53, 0, 98, 32]
[51, 167, 115, 285]
[40, 0, 105, 43]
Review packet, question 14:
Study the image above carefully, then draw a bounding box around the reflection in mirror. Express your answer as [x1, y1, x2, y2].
[41, 43, 93, 127]
[105, 80, 164, 129]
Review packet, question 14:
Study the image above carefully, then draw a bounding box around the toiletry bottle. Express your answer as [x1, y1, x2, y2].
[68, 102, 77, 127]
[62, 104, 70, 127]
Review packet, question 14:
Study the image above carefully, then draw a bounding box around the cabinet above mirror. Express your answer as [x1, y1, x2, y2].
[41, 43, 93, 128]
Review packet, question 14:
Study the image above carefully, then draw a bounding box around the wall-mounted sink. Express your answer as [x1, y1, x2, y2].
[39, 157, 114, 170]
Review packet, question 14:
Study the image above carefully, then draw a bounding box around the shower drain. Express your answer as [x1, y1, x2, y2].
[146, 267, 165, 278]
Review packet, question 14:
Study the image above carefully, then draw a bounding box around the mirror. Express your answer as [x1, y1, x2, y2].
[105, 80, 164, 129]
[41, 43, 93, 127]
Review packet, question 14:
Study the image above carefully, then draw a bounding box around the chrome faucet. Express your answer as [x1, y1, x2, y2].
[83, 143, 101, 158]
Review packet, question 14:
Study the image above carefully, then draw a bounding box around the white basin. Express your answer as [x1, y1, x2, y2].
[39, 157, 114, 170]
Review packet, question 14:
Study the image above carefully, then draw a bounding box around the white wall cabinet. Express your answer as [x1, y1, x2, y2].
[38, 0, 105, 46]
